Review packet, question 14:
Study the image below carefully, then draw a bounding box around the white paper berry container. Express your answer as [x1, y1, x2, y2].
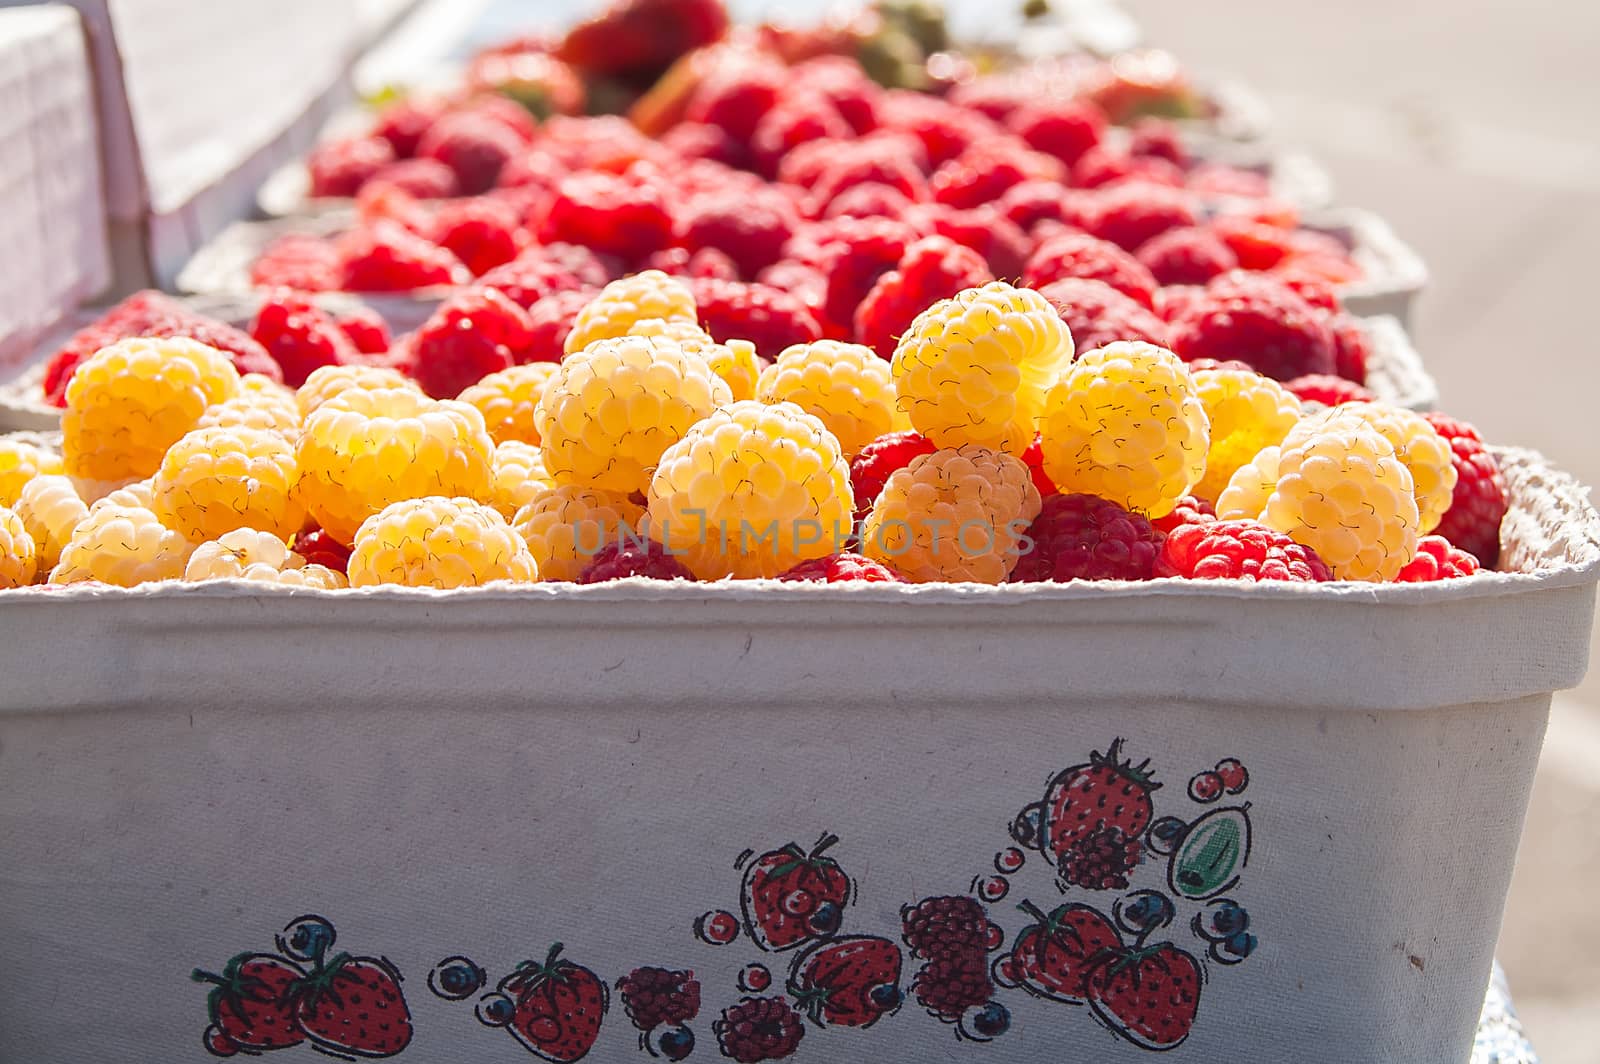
[0, 443, 1593, 1064]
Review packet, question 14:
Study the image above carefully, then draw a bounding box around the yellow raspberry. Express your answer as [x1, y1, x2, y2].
[565, 270, 697, 354]
[183, 528, 346, 587]
[458, 363, 560, 445]
[757, 340, 904, 459]
[1261, 423, 1419, 581]
[512, 485, 644, 581]
[297, 388, 495, 544]
[537, 334, 732, 494]
[91, 478, 156, 513]
[1038, 341, 1210, 517]
[296, 364, 419, 418]
[628, 318, 763, 401]
[1190, 368, 1301, 503]
[348, 496, 536, 588]
[13, 475, 88, 571]
[490, 441, 557, 519]
[152, 426, 304, 542]
[62, 338, 241, 481]
[1216, 446, 1282, 521]
[0, 439, 63, 508]
[51, 504, 195, 586]
[892, 281, 1074, 456]
[646, 400, 855, 579]
[1295, 403, 1458, 534]
[860, 446, 1040, 584]
[198, 376, 302, 439]
[0, 505, 38, 588]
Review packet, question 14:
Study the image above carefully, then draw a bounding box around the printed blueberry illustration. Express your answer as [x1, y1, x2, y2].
[713, 997, 805, 1062]
[428, 956, 487, 1002]
[474, 944, 610, 1062]
[1192, 899, 1257, 966]
[738, 834, 853, 952]
[900, 895, 1010, 1041]
[617, 966, 701, 1059]
[193, 914, 412, 1059]
[1012, 739, 1160, 891]
[786, 935, 903, 1029]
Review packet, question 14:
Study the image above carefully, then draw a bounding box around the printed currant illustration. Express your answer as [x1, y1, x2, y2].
[192, 914, 412, 1059]
[193, 741, 1254, 1059]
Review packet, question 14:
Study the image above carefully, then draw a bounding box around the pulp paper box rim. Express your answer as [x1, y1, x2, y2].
[0, 447, 1594, 715]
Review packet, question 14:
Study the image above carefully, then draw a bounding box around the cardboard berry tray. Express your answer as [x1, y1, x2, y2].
[0, 445, 1594, 1064]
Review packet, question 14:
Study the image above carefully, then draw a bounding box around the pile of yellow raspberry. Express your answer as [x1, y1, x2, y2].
[0, 278, 1495, 591]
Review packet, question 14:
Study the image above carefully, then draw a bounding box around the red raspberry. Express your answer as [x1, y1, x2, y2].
[854, 236, 992, 358]
[615, 967, 702, 1031]
[521, 287, 597, 364]
[823, 182, 915, 221]
[429, 198, 526, 277]
[1155, 520, 1334, 582]
[578, 540, 695, 583]
[800, 216, 916, 337]
[1188, 163, 1272, 200]
[337, 222, 470, 292]
[849, 431, 938, 515]
[947, 78, 1029, 122]
[1021, 435, 1057, 497]
[1210, 214, 1293, 270]
[477, 248, 602, 309]
[686, 59, 786, 143]
[417, 113, 523, 195]
[690, 278, 824, 358]
[1071, 145, 1184, 190]
[677, 192, 798, 278]
[1278, 250, 1363, 285]
[556, 0, 727, 81]
[1271, 269, 1341, 313]
[1168, 273, 1336, 379]
[1149, 495, 1217, 535]
[755, 261, 826, 312]
[307, 136, 396, 198]
[539, 171, 675, 265]
[794, 55, 881, 134]
[543, 115, 660, 173]
[751, 95, 850, 178]
[912, 951, 993, 1019]
[1023, 231, 1158, 308]
[1152, 284, 1204, 322]
[1036, 277, 1169, 353]
[161, 316, 283, 382]
[410, 287, 532, 397]
[779, 552, 903, 582]
[804, 143, 929, 213]
[354, 180, 435, 235]
[1011, 493, 1163, 583]
[249, 291, 359, 387]
[714, 997, 805, 1064]
[1060, 827, 1141, 891]
[643, 245, 741, 280]
[250, 233, 341, 291]
[369, 158, 460, 199]
[879, 92, 997, 167]
[457, 94, 540, 145]
[333, 305, 391, 355]
[1422, 413, 1509, 567]
[1085, 181, 1199, 253]
[1007, 99, 1107, 167]
[659, 121, 752, 169]
[997, 180, 1092, 235]
[1128, 117, 1189, 168]
[372, 98, 446, 158]
[911, 204, 1032, 281]
[1283, 374, 1375, 406]
[930, 141, 1059, 210]
[1328, 313, 1370, 382]
[901, 895, 990, 957]
[1395, 535, 1481, 582]
[293, 527, 353, 570]
[1136, 226, 1239, 286]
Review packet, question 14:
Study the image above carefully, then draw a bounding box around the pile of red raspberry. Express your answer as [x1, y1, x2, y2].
[901, 896, 996, 1020]
[616, 967, 701, 1032]
[713, 997, 804, 1064]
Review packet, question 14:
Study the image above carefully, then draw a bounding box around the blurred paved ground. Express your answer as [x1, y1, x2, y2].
[1125, 3, 1600, 1059]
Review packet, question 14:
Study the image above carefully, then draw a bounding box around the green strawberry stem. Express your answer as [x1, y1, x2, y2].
[508, 943, 570, 994]
[769, 833, 842, 878]
[1103, 942, 1169, 981]
[786, 981, 831, 1027]
[1091, 738, 1162, 791]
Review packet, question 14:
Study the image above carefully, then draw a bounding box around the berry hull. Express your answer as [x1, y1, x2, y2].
[0, 447, 1592, 1064]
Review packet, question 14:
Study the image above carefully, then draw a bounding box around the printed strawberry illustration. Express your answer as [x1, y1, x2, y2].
[739, 833, 852, 952]
[786, 935, 903, 1029]
[1087, 942, 1203, 1051]
[192, 952, 306, 1055]
[995, 900, 1123, 1005]
[1013, 739, 1161, 891]
[271, 915, 413, 1058]
[478, 943, 610, 1062]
